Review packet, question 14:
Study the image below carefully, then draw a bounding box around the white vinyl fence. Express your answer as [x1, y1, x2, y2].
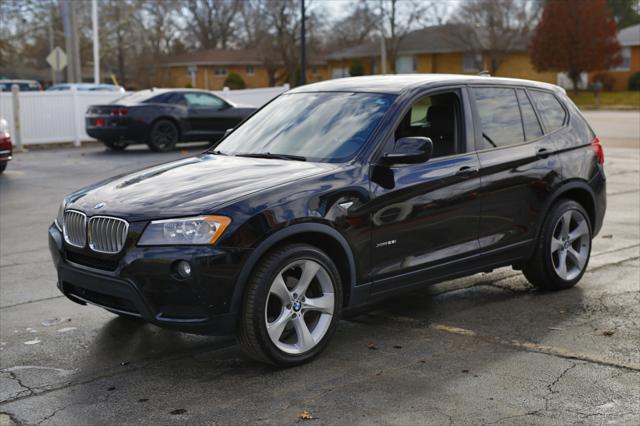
[0, 85, 288, 146]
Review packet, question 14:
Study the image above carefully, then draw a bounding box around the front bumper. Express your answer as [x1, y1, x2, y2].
[48, 224, 251, 335]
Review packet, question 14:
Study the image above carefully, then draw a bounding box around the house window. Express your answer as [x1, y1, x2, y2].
[214, 67, 227, 76]
[246, 65, 255, 76]
[331, 67, 349, 79]
[395, 55, 416, 73]
[611, 47, 631, 71]
[311, 66, 318, 75]
[463, 52, 483, 72]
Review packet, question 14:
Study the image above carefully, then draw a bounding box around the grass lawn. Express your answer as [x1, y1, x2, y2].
[569, 91, 640, 109]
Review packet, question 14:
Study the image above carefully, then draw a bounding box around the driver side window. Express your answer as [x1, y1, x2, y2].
[394, 91, 462, 159]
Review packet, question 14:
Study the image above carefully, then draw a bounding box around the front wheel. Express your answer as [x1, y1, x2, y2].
[524, 199, 592, 290]
[237, 244, 343, 366]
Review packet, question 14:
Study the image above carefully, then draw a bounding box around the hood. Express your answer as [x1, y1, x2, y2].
[66, 154, 338, 221]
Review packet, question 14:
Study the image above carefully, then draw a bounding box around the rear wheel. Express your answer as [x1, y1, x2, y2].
[237, 244, 342, 366]
[102, 140, 129, 151]
[524, 199, 592, 290]
[0, 162, 6, 174]
[148, 119, 179, 152]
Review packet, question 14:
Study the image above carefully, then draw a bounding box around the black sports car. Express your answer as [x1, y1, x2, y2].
[86, 89, 257, 152]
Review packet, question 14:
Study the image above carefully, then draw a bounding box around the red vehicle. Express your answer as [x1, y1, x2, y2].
[0, 118, 12, 174]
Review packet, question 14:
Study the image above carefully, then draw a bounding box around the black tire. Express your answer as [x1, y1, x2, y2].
[523, 199, 592, 290]
[0, 162, 6, 174]
[102, 140, 129, 151]
[147, 119, 179, 152]
[236, 243, 343, 366]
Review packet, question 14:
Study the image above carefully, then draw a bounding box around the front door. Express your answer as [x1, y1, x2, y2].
[369, 88, 482, 294]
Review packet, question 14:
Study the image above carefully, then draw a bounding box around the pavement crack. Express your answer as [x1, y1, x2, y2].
[0, 296, 65, 310]
[2, 371, 35, 400]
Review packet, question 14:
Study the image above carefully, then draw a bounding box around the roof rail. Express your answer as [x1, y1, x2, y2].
[478, 70, 491, 77]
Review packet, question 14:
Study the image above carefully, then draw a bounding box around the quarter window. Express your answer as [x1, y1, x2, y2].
[529, 90, 566, 132]
[516, 89, 543, 140]
[473, 87, 524, 149]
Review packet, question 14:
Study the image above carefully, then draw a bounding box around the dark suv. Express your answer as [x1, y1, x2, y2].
[49, 75, 606, 366]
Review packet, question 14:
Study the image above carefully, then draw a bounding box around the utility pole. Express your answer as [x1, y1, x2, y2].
[70, 0, 81, 82]
[92, 0, 100, 84]
[61, 0, 74, 82]
[48, 7, 56, 85]
[300, 0, 306, 85]
[379, 0, 387, 74]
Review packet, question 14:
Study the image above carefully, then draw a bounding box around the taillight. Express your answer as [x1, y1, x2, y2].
[95, 118, 105, 127]
[110, 108, 128, 116]
[592, 136, 604, 164]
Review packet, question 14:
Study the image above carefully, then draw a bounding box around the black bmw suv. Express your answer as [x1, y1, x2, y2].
[49, 75, 606, 366]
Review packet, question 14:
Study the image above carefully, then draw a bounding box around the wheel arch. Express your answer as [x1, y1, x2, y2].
[536, 180, 597, 239]
[230, 223, 358, 314]
[148, 116, 182, 142]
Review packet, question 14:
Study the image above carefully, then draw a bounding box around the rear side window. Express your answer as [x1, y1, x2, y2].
[516, 89, 543, 140]
[529, 90, 566, 132]
[473, 87, 524, 149]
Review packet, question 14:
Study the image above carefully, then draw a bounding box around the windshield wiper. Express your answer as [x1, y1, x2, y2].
[210, 150, 228, 156]
[235, 152, 307, 161]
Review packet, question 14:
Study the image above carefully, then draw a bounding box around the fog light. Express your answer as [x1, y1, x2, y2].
[176, 260, 192, 278]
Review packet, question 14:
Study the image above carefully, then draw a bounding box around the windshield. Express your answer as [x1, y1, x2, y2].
[214, 92, 395, 163]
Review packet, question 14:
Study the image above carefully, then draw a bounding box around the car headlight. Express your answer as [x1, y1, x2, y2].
[55, 200, 66, 231]
[138, 215, 231, 246]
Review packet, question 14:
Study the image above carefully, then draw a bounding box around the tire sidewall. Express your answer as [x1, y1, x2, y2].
[246, 245, 343, 366]
[148, 119, 178, 152]
[540, 200, 592, 289]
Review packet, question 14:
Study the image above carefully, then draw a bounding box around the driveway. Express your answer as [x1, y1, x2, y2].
[0, 139, 638, 425]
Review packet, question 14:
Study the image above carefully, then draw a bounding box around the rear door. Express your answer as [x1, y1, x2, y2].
[472, 86, 564, 256]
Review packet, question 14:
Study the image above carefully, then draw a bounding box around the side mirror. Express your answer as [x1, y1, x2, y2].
[382, 137, 433, 165]
[224, 128, 234, 137]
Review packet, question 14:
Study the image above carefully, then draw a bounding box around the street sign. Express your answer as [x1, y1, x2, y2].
[46, 47, 67, 72]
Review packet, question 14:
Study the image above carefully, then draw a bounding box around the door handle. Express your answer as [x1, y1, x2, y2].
[536, 147, 550, 158]
[456, 166, 479, 177]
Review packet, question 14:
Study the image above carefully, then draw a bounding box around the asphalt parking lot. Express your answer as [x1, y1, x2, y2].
[0, 111, 639, 425]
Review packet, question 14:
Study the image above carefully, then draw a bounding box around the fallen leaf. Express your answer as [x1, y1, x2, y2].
[367, 341, 378, 350]
[107, 386, 116, 391]
[138, 398, 149, 403]
[170, 409, 187, 415]
[602, 330, 616, 336]
[548, 327, 563, 331]
[299, 410, 314, 420]
[392, 345, 402, 349]
[417, 359, 427, 364]
[461, 369, 469, 373]
[601, 234, 613, 239]
[375, 370, 383, 376]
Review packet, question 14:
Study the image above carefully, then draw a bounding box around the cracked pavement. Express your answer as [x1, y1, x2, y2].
[1, 112, 639, 425]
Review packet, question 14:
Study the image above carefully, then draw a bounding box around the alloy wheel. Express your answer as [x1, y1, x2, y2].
[550, 210, 590, 281]
[264, 259, 335, 354]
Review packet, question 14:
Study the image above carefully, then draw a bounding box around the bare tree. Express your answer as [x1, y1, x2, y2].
[448, 0, 542, 75]
[325, 0, 378, 50]
[184, 0, 242, 49]
[378, 0, 435, 73]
